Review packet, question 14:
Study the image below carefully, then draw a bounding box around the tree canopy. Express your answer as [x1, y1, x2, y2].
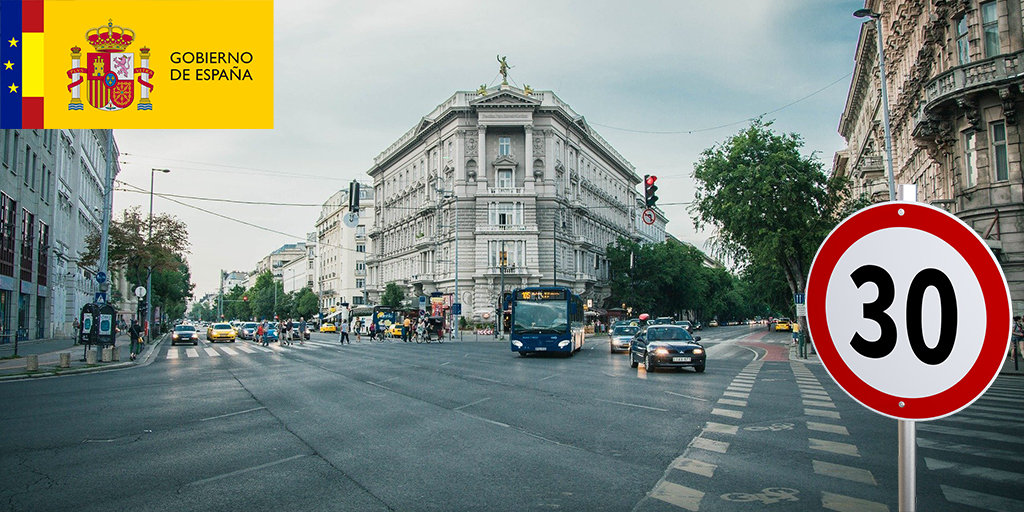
[381, 282, 406, 309]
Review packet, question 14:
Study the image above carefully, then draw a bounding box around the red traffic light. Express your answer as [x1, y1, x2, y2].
[645, 175, 658, 186]
[243, 295, 249, 302]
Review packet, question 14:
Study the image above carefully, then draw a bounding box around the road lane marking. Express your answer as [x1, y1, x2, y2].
[455, 410, 510, 428]
[723, 391, 749, 399]
[220, 347, 239, 356]
[595, 398, 668, 412]
[705, 422, 739, 435]
[672, 457, 717, 478]
[803, 400, 836, 408]
[235, 344, 255, 354]
[539, 374, 558, 381]
[805, 408, 841, 419]
[200, 406, 267, 422]
[718, 398, 747, 407]
[440, 361, 451, 366]
[918, 424, 1024, 444]
[250, 344, 273, 352]
[821, 491, 890, 512]
[376, 377, 399, 384]
[467, 375, 502, 384]
[166, 349, 179, 359]
[939, 414, 1020, 429]
[941, 484, 1024, 512]
[917, 438, 1024, 463]
[187, 454, 309, 486]
[204, 348, 219, 357]
[925, 458, 1024, 484]
[807, 422, 850, 435]
[813, 460, 877, 485]
[365, 381, 392, 391]
[186, 348, 199, 358]
[650, 481, 704, 511]
[712, 408, 743, 419]
[665, 391, 708, 402]
[810, 438, 860, 457]
[454, 397, 492, 411]
[965, 404, 1024, 416]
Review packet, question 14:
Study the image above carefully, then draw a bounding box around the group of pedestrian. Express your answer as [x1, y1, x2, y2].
[252, 317, 308, 347]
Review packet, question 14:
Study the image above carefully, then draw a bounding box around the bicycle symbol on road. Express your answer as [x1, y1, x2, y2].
[744, 422, 795, 432]
[721, 487, 800, 504]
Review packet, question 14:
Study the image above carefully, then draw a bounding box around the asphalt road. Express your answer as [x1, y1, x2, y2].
[1, 324, 1022, 511]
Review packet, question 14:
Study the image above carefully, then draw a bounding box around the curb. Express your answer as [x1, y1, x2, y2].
[0, 334, 167, 382]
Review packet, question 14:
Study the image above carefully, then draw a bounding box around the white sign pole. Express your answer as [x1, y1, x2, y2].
[899, 419, 916, 511]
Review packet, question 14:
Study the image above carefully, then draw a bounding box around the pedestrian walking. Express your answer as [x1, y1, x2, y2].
[1013, 316, 1024, 359]
[403, 316, 412, 342]
[339, 321, 350, 344]
[258, 321, 268, 346]
[299, 317, 307, 345]
[355, 318, 363, 342]
[127, 320, 143, 361]
[279, 320, 288, 345]
[72, 317, 81, 345]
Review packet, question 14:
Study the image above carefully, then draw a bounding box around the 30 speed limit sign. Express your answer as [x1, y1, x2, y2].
[806, 202, 1011, 421]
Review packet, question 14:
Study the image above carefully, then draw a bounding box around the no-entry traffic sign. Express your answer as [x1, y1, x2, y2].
[806, 202, 1010, 421]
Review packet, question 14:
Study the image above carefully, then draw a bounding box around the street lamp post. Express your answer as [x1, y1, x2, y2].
[854, 8, 896, 202]
[147, 168, 170, 342]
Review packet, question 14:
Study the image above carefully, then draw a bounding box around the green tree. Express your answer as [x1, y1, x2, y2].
[151, 255, 194, 325]
[380, 282, 406, 308]
[293, 288, 319, 319]
[690, 119, 868, 334]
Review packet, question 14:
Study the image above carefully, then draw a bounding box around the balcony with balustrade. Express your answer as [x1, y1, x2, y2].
[486, 187, 526, 195]
[917, 50, 1024, 125]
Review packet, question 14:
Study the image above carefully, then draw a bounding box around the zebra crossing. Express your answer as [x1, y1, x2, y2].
[918, 376, 1024, 512]
[163, 339, 346, 360]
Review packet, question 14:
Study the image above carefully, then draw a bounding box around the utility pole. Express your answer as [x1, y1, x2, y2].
[218, 269, 224, 319]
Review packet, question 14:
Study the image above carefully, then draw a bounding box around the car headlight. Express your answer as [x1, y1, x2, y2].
[654, 347, 669, 355]
[172, 334, 179, 339]
[692, 348, 704, 355]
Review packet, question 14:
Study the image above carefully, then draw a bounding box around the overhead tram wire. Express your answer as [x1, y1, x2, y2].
[119, 154, 347, 181]
[114, 184, 322, 207]
[589, 72, 853, 135]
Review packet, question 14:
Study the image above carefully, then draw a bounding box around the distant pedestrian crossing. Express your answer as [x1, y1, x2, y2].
[918, 377, 1024, 512]
[163, 339, 350, 360]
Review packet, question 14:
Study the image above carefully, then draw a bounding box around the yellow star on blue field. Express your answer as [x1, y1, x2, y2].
[8, 83, 18, 93]
[2, 61, 12, 70]
[7, 37, 18, 47]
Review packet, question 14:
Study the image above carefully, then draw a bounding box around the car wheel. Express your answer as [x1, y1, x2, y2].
[193, 341, 198, 346]
[645, 352, 655, 372]
[630, 356, 638, 368]
[695, 363, 706, 373]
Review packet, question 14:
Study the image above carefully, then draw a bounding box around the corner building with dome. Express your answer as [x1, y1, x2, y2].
[365, 84, 667, 320]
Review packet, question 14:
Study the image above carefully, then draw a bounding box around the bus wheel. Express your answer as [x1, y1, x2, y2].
[518, 352, 528, 357]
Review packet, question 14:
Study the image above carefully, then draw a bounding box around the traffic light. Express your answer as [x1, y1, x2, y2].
[243, 295, 249, 302]
[349, 181, 360, 211]
[644, 175, 659, 207]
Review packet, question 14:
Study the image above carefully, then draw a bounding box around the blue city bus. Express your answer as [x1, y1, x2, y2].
[510, 287, 585, 356]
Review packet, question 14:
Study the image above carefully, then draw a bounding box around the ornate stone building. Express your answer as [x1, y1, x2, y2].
[835, 0, 1024, 313]
[365, 84, 666, 319]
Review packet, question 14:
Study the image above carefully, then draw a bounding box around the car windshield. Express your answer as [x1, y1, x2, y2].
[513, 301, 568, 334]
[779, 318, 791, 323]
[243, 323, 258, 329]
[646, 327, 693, 341]
[213, 323, 231, 329]
[174, 325, 195, 332]
[612, 326, 638, 336]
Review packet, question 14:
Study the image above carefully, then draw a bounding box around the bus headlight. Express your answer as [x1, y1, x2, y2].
[692, 348, 704, 355]
[558, 340, 570, 348]
[512, 340, 523, 348]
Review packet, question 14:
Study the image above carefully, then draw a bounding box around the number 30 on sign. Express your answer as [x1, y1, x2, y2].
[805, 202, 1011, 421]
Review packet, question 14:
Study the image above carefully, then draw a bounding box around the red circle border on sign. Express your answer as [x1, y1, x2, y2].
[806, 202, 1010, 421]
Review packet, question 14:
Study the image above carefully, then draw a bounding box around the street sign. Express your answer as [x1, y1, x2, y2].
[96, 271, 107, 284]
[794, 293, 805, 305]
[343, 211, 359, 228]
[641, 208, 656, 225]
[452, 303, 462, 315]
[134, 286, 147, 298]
[806, 202, 1010, 421]
[795, 304, 807, 317]
[94, 292, 107, 304]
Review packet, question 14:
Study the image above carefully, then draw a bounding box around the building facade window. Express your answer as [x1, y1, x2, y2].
[20, 208, 34, 282]
[992, 121, 1009, 181]
[37, 221, 48, 286]
[0, 194, 15, 277]
[498, 136, 511, 156]
[964, 131, 978, 188]
[498, 169, 512, 188]
[982, 1, 1000, 57]
[956, 16, 970, 65]
[356, 244, 365, 253]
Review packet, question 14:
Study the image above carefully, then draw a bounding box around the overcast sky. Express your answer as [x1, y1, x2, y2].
[114, 0, 866, 296]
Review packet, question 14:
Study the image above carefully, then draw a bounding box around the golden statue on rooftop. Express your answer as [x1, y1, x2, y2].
[497, 55, 513, 85]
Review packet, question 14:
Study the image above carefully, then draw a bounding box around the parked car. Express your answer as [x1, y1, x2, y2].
[775, 318, 792, 332]
[171, 324, 199, 346]
[630, 325, 705, 373]
[609, 325, 640, 353]
[708, 319, 719, 327]
[206, 322, 236, 343]
[320, 323, 337, 333]
[692, 321, 702, 331]
[674, 320, 693, 333]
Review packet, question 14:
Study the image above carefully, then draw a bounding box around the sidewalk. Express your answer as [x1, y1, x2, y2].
[0, 333, 165, 381]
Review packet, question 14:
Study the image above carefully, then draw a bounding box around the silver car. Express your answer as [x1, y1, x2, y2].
[609, 325, 639, 353]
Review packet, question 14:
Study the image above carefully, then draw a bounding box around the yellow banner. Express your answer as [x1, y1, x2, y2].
[43, 1, 273, 128]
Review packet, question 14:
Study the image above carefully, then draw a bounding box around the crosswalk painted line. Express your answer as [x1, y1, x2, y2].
[650, 481, 704, 511]
[821, 491, 890, 512]
[924, 458, 1024, 484]
[917, 437, 1024, 463]
[723, 391, 749, 399]
[235, 344, 256, 354]
[167, 349, 179, 359]
[221, 347, 239, 356]
[941, 485, 1024, 512]
[671, 457, 717, 478]
[704, 422, 739, 435]
[940, 414, 1020, 430]
[805, 408, 841, 419]
[690, 437, 729, 453]
[712, 408, 743, 419]
[718, 398, 747, 407]
[809, 438, 860, 457]
[205, 348, 219, 357]
[807, 422, 850, 436]
[965, 404, 1024, 416]
[812, 460, 877, 485]
[918, 424, 1024, 444]
[186, 348, 198, 358]
[803, 400, 836, 408]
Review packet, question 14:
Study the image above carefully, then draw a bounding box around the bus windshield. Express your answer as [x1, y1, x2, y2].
[513, 301, 569, 334]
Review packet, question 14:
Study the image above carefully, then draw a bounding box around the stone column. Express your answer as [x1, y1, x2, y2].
[478, 125, 488, 194]
[525, 125, 534, 186]
[69, 47, 83, 110]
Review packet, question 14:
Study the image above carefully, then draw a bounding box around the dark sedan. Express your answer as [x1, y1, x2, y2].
[630, 325, 705, 373]
[171, 324, 199, 346]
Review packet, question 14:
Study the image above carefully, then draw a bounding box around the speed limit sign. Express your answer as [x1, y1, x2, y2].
[806, 202, 1010, 421]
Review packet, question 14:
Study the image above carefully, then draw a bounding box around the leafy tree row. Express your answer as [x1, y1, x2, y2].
[189, 270, 319, 322]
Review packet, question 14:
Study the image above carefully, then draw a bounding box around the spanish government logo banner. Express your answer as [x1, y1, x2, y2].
[0, 0, 273, 129]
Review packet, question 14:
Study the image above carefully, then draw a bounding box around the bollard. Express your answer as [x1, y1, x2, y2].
[112, 346, 120, 362]
[86, 349, 97, 365]
[60, 352, 71, 368]
[26, 354, 38, 371]
[101, 347, 112, 362]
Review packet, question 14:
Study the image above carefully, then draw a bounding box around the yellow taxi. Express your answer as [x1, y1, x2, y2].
[207, 322, 236, 342]
[774, 318, 792, 332]
[387, 324, 403, 338]
[319, 323, 337, 333]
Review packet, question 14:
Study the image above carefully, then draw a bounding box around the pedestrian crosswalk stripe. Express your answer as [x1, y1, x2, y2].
[804, 400, 836, 408]
[919, 424, 1024, 444]
[810, 438, 860, 457]
[821, 491, 890, 512]
[925, 457, 1024, 484]
[221, 347, 239, 356]
[712, 408, 743, 419]
[186, 348, 199, 358]
[671, 457, 717, 478]
[939, 414, 1020, 430]
[807, 422, 850, 435]
[235, 344, 256, 354]
[813, 460, 877, 485]
[204, 348, 219, 357]
[805, 408, 841, 419]
[965, 404, 1024, 416]
[251, 344, 273, 353]
[802, 389, 830, 396]
[718, 398, 747, 407]
[166, 349, 179, 359]
[974, 395, 1024, 404]
[723, 391, 749, 399]
[705, 422, 739, 435]
[981, 389, 1023, 399]
[690, 437, 729, 453]
[917, 438, 1024, 463]
[650, 481, 704, 511]
[941, 484, 1024, 512]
